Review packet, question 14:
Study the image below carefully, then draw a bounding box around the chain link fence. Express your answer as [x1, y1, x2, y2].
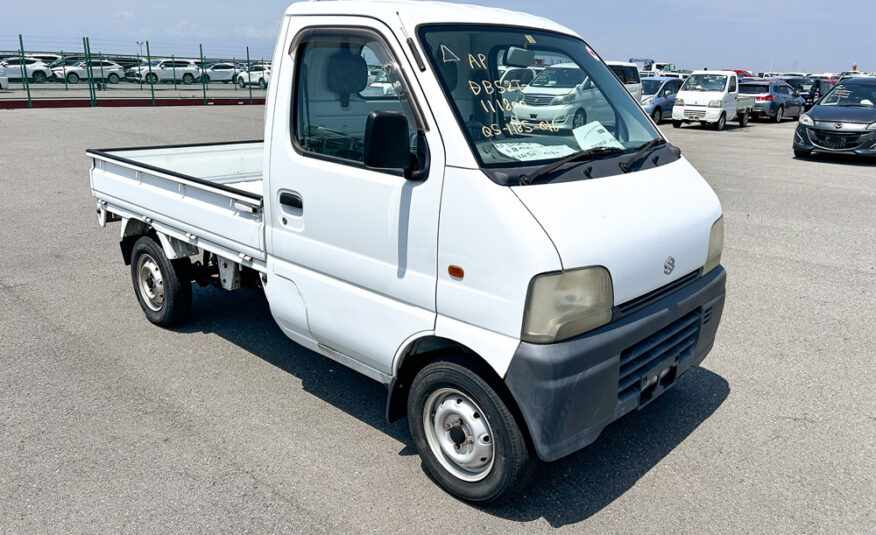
[0, 34, 273, 106]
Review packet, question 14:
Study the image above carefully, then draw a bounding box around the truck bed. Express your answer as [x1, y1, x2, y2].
[88, 140, 267, 269]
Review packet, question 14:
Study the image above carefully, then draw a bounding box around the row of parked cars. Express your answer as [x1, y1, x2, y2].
[0, 54, 272, 89]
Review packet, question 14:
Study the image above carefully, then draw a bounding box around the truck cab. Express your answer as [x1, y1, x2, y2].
[88, 0, 726, 503]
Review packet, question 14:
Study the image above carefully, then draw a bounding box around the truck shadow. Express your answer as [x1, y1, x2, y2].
[179, 286, 728, 527]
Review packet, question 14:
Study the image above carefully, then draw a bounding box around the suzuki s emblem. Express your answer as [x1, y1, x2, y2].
[834, 123, 843, 129]
[664, 256, 676, 275]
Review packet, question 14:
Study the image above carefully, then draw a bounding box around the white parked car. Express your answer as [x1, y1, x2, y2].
[133, 59, 202, 84]
[52, 59, 125, 84]
[512, 62, 617, 130]
[236, 64, 271, 89]
[201, 62, 241, 83]
[672, 70, 755, 130]
[0, 57, 52, 83]
[606, 61, 643, 101]
[87, 0, 726, 504]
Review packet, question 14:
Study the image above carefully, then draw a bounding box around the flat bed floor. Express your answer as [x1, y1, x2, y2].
[1, 106, 873, 533]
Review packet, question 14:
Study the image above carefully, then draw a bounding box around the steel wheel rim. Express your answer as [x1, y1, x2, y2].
[423, 387, 495, 482]
[136, 254, 165, 311]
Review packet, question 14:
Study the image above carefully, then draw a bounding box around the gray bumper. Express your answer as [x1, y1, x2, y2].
[505, 267, 726, 462]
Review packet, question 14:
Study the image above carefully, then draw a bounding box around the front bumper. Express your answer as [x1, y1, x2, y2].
[512, 104, 576, 130]
[505, 266, 726, 462]
[671, 105, 723, 123]
[794, 125, 876, 156]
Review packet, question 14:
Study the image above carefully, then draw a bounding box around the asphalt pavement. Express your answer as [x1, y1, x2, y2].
[1, 107, 873, 533]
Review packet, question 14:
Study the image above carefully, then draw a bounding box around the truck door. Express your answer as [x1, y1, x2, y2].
[265, 19, 444, 376]
[727, 75, 738, 115]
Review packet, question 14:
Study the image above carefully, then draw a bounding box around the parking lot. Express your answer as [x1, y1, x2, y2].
[1, 107, 873, 533]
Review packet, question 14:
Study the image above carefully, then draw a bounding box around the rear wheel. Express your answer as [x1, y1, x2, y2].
[259, 77, 267, 90]
[773, 105, 784, 123]
[738, 109, 750, 127]
[130, 236, 192, 327]
[408, 358, 535, 503]
[203, 74, 211, 84]
[107, 73, 119, 84]
[182, 73, 194, 85]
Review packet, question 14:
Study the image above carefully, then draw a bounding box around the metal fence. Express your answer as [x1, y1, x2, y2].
[0, 34, 274, 107]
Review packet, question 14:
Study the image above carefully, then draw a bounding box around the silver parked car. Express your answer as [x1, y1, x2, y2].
[131, 59, 202, 84]
[201, 62, 241, 83]
[640, 76, 684, 123]
[740, 81, 805, 122]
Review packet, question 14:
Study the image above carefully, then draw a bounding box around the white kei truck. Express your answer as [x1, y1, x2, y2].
[672, 70, 755, 130]
[88, 0, 726, 503]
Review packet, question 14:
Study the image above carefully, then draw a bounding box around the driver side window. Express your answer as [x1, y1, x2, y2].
[292, 30, 421, 167]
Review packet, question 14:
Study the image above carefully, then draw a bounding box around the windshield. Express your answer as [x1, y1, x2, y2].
[819, 83, 876, 108]
[783, 78, 812, 92]
[681, 74, 728, 92]
[739, 84, 768, 94]
[417, 25, 662, 169]
[642, 79, 663, 95]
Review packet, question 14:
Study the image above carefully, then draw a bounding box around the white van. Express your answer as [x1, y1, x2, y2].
[88, 0, 726, 503]
[607, 60, 643, 101]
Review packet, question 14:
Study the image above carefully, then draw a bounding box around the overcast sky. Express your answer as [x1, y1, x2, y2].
[1, 0, 872, 72]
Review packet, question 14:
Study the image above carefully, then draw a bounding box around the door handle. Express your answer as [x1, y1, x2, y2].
[279, 192, 303, 211]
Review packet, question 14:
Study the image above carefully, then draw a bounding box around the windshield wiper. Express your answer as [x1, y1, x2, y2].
[518, 146, 624, 185]
[618, 138, 668, 173]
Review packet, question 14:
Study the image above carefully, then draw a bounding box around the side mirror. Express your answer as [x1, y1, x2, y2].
[364, 111, 413, 175]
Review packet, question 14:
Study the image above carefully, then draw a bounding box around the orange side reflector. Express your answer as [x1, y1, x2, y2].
[448, 265, 464, 280]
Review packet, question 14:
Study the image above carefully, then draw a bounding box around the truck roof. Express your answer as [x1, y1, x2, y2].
[285, 0, 576, 37]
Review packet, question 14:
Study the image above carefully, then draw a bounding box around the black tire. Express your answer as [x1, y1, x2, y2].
[32, 71, 47, 83]
[259, 77, 267, 90]
[773, 105, 784, 123]
[714, 113, 726, 131]
[408, 357, 536, 504]
[107, 73, 119, 84]
[238, 76, 246, 88]
[67, 72, 79, 84]
[182, 73, 194, 85]
[146, 73, 158, 85]
[651, 108, 662, 124]
[794, 149, 811, 159]
[738, 109, 749, 127]
[572, 109, 587, 129]
[672, 120, 682, 128]
[130, 236, 192, 327]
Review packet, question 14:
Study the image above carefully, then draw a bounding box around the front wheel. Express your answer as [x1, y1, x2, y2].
[67, 72, 80, 84]
[145, 73, 158, 84]
[408, 358, 535, 503]
[237, 77, 246, 88]
[572, 109, 587, 129]
[651, 108, 662, 124]
[672, 120, 682, 128]
[182, 73, 194, 85]
[130, 236, 192, 327]
[714, 113, 726, 131]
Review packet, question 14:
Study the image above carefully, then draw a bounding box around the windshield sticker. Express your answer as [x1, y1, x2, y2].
[524, 35, 536, 44]
[493, 143, 577, 161]
[573, 121, 625, 151]
[586, 45, 598, 59]
[439, 44, 460, 63]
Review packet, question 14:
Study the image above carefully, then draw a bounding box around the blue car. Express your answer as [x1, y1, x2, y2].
[794, 77, 876, 159]
[640, 76, 684, 123]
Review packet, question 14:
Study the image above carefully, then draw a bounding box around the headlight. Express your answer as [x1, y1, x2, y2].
[675, 98, 684, 106]
[800, 114, 814, 127]
[551, 94, 576, 106]
[703, 216, 724, 275]
[867, 121, 876, 131]
[522, 266, 613, 344]
[708, 100, 723, 108]
[642, 96, 655, 105]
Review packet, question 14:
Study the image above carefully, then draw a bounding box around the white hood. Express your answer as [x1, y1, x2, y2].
[512, 157, 722, 305]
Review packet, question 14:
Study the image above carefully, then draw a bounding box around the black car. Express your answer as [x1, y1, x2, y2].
[803, 79, 837, 110]
[793, 77, 876, 159]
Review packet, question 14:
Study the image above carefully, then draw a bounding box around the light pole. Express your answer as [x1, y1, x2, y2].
[136, 41, 144, 56]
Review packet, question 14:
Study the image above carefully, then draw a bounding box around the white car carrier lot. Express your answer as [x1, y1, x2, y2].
[86, 0, 727, 502]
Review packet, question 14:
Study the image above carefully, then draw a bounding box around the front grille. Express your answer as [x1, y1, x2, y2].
[684, 109, 707, 119]
[617, 270, 700, 316]
[617, 309, 703, 402]
[522, 94, 555, 106]
[808, 129, 866, 150]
